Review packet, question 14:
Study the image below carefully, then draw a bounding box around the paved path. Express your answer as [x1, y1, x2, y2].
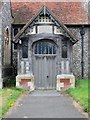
[6, 90, 86, 118]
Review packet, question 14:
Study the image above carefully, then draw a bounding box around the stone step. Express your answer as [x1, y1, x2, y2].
[30, 90, 61, 96]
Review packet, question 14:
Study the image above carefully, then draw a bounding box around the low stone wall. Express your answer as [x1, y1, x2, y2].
[56, 74, 75, 91]
[16, 74, 35, 91]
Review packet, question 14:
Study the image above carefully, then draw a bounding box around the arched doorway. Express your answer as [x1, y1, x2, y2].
[32, 40, 57, 89]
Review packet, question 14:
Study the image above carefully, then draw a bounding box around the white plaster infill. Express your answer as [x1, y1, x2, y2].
[56, 74, 75, 91]
[16, 74, 35, 91]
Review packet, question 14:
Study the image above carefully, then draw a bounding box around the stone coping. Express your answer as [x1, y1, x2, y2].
[16, 74, 35, 91]
[16, 74, 34, 82]
[56, 74, 75, 91]
[57, 74, 75, 79]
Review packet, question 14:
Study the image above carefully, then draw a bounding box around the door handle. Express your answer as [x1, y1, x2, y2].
[47, 76, 49, 78]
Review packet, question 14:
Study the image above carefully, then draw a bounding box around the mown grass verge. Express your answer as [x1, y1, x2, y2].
[0, 88, 25, 118]
[67, 80, 90, 113]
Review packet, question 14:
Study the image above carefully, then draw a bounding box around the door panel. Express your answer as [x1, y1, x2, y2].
[33, 56, 56, 89]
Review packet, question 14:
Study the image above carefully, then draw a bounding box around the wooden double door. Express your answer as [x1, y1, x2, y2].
[33, 55, 57, 89]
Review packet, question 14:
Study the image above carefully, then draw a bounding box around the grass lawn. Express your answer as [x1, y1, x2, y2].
[0, 88, 25, 118]
[67, 79, 90, 113]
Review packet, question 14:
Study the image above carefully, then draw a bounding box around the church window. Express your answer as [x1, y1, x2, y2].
[62, 40, 67, 58]
[22, 41, 28, 58]
[14, 44, 17, 50]
[14, 28, 18, 36]
[34, 41, 56, 55]
[13, 28, 18, 50]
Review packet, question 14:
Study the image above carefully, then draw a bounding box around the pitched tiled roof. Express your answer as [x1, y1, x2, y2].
[14, 6, 78, 44]
[11, 2, 88, 24]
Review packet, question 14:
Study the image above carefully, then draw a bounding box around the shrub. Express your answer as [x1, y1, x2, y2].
[2, 65, 14, 77]
[3, 76, 16, 87]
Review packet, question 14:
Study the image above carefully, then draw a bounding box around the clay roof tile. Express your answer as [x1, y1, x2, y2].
[11, 2, 88, 24]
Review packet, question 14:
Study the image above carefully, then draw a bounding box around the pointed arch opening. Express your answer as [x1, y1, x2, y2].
[33, 40, 57, 55]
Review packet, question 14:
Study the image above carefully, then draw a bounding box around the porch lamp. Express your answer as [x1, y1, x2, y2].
[80, 25, 85, 79]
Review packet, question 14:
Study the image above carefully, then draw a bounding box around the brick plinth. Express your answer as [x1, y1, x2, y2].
[56, 74, 75, 91]
[16, 74, 35, 91]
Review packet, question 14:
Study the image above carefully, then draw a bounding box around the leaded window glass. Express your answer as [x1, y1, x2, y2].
[62, 40, 67, 58]
[14, 28, 18, 36]
[14, 43, 17, 50]
[34, 41, 56, 54]
[22, 41, 28, 58]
